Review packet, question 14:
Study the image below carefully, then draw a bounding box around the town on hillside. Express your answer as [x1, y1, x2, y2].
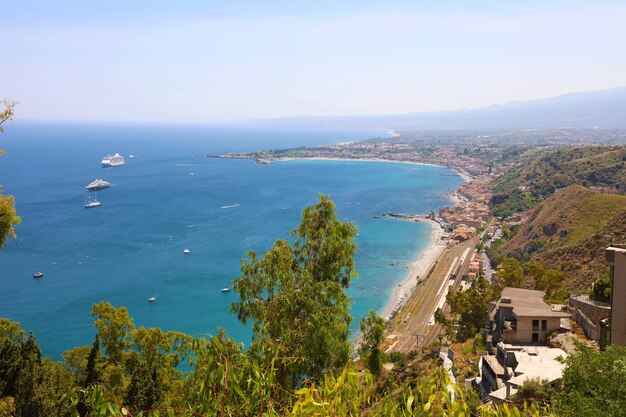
[225, 130, 626, 404]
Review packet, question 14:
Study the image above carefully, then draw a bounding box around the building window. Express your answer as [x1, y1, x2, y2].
[541, 320, 547, 331]
[532, 333, 539, 343]
[532, 320, 539, 331]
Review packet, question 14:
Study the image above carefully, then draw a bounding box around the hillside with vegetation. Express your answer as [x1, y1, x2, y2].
[2, 192, 624, 416]
[489, 146, 626, 217]
[488, 185, 626, 292]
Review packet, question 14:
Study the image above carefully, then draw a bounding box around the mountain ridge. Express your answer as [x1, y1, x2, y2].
[241, 87, 626, 130]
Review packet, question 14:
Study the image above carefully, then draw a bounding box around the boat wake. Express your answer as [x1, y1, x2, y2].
[221, 204, 240, 209]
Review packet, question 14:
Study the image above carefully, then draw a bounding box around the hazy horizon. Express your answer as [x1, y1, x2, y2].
[4, 1, 626, 123]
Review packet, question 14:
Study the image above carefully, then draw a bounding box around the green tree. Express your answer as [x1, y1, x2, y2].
[444, 275, 499, 341]
[84, 334, 101, 387]
[231, 194, 358, 386]
[0, 99, 20, 248]
[590, 274, 611, 302]
[556, 344, 626, 417]
[91, 301, 135, 365]
[495, 258, 524, 288]
[0, 319, 26, 399]
[359, 309, 386, 375]
[126, 361, 161, 412]
[525, 263, 566, 302]
[15, 333, 45, 416]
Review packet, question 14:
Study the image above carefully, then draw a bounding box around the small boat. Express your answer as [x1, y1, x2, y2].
[84, 200, 102, 208]
[84, 189, 102, 208]
[183, 248, 190, 254]
[148, 297, 156, 302]
[221, 287, 231, 292]
[33, 271, 44, 278]
[189, 172, 195, 176]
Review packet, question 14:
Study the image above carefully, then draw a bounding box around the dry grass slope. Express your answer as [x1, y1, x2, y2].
[501, 185, 626, 292]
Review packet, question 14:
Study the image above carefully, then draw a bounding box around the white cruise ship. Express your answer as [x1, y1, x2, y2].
[101, 153, 125, 167]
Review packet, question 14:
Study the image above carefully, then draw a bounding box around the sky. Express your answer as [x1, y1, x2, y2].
[3, 0, 626, 123]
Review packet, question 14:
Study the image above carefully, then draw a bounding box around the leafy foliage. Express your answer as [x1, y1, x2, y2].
[590, 274, 611, 302]
[359, 309, 386, 375]
[495, 258, 524, 288]
[231, 194, 358, 386]
[438, 275, 500, 342]
[0, 99, 20, 248]
[516, 378, 557, 406]
[556, 344, 626, 417]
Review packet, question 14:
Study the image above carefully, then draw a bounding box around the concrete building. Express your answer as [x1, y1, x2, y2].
[488, 288, 570, 345]
[478, 343, 568, 402]
[607, 245, 626, 346]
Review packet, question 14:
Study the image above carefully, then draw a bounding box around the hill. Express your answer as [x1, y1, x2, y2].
[244, 87, 626, 130]
[489, 146, 626, 217]
[494, 185, 626, 292]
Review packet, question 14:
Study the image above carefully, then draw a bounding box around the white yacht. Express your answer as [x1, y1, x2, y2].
[84, 200, 102, 208]
[183, 248, 190, 254]
[101, 153, 125, 167]
[84, 189, 102, 208]
[221, 287, 231, 292]
[148, 297, 156, 302]
[86, 178, 112, 190]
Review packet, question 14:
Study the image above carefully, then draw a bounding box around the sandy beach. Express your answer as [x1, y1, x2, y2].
[381, 218, 448, 320]
[278, 156, 447, 169]
[275, 156, 470, 321]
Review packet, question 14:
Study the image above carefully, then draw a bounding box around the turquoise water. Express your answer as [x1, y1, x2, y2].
[0, 122, 464, 359]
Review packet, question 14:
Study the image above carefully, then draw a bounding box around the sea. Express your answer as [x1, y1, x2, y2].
[0, 122, 464, 359]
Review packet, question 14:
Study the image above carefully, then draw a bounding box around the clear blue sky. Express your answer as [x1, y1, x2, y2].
[3, 0, 626, 123]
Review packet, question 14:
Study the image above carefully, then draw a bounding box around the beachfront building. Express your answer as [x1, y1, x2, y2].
[488, 287, 570, 345]
[607, 245, 626, 346]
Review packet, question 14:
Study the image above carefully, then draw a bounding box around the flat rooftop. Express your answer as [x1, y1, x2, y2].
[506, 345, 568, 387]
[494, 287, 571, 319]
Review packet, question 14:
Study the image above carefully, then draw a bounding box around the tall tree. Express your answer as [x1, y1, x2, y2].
[0, 99, 20, 248]
[231, 194, 358, 386]
[495, 258, 524, 288]
[15, 333, 44, 417]
[0, 318, 26, 398]
[443, 275, 499, 341]
[126, 361, 161, 412]
[91, 302, 134, 365]
[84, 334, 101, 387]
[359, 309, 386, 375]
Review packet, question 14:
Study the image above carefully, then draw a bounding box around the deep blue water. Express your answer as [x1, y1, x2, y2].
[0, 122, 464, 359]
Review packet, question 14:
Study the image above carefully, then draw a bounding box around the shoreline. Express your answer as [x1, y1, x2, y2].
[275, 156, 453, 170]
[272, 156, 471, 321]
[381, 217, 447, 320]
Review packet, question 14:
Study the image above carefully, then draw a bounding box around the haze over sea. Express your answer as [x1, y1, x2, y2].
[0, 122, 463, 359]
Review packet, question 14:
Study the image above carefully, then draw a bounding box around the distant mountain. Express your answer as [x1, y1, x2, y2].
[245, 87, 626, 130]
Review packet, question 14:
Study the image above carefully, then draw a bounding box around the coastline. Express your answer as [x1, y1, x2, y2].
[273, 156, 471, 322]
[276, 156, 450, 170]
[381, 218, 447, 320]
